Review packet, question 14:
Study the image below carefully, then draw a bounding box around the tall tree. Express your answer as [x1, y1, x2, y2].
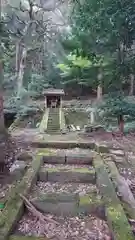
[0, 0, 6, 134]
[59, 0, 135, 96]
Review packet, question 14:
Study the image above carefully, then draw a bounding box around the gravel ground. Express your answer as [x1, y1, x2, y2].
[16, 211, 111, 239]
[116, 162, 133, 180]
[31, 182, 97, 197]
[43, 164, 93, 170]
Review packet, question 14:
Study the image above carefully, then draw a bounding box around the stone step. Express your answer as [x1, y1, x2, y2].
[47, 126, 59, 129]
[38, 149, 94, 164]
[41, 155, 93, 165]
[47, 108, 60, 133]
[38, 165, 95, 183]
[30, 192, 104, 217]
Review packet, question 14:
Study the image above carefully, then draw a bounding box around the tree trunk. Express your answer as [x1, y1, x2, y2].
[17, 47, 27, 98]
[90, 109, 95, 125]
[118, 115, 124, 134]
[16, 22, 30, 97]
[97, 69, 103, 100]
[0, 93, 5, 134]
[97, 84, 103, 100]
[129, 74, 134, 96]
[15, 41, 22, 74]
[23, 56, 32, 89]
[0, 46, 5, 133]
[0, 34, 7, 173]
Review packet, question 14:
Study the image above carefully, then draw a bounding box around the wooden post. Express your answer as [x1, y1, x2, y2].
[44, 96, 47, 108]
[90, 110, 95, 125]
[60, 96, 62, 108]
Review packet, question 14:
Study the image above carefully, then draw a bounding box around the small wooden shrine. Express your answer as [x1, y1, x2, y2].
[43, 89, 65, 108]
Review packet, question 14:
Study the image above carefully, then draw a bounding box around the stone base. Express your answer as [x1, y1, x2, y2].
[31, 193, 104, 218]
[66, 155, 93, 164]
[43, 155, 65, 164]
[39, 168, 95, 183]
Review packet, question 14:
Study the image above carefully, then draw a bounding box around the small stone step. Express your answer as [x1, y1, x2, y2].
[42, 155, 93, 164]
[30, 192, 104, 217]
[38, 165, 95, 183]
[47, 108, 60, 133]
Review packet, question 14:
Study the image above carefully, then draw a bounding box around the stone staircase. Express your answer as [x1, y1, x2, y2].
[47, 108, 60, 134]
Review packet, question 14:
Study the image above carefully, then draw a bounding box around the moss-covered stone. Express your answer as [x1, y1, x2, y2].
[39, 167, 96, 183]
[47, 108, 60, 133]
[79, 194, 102, 206]
[78, 194, 105, 218]
[66, 155, 93, 165]
[37, 148, 57, 156]
[8, 117, 20, 132]
[95, 144, 109, 153]
[59, 109, 66, 131]
[45, 167, 94, 173]
[34, 192, 79, 203]
[106, 160, 135, 220]
[39, 109, 49, 133]
[31, 192, 79, 216]
[0, 154, 43, 240]
[31, 141, 95, 149]
[107, 205, 134, 240]
[93, 154, 134, 240]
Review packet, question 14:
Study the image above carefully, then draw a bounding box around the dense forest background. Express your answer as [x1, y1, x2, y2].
[1, 0, 135, 132]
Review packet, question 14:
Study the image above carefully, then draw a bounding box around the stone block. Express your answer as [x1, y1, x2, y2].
[38, 171, 48, 181]
[0, 155, 42, 240]
[33, 200, 78, 216]
[109, 149, 124, 157]
[9, 160, 27, 180]
[43, 155, 65, 164]
[66, 156, 93, 164]
[16, 152, 33, 161]
[95, 144, 109, 153]
[93, 154, 134, 240]
[39, 168, 96, 183]
[37, 193, 79, 203]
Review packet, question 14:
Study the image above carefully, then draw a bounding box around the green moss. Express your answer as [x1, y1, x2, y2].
[0, 155, 42, 240]
[73, 168, 95, 173]
[94, 154, 134, 240]
[45, 167, 95, 173]
[95, 144, 109, 153]
[39, 109, 49, 133]
[107, 205, 134, 240]
[79, 194, 102, 206]
[79, 195, 92, 205]
[37, 148, 55, 156]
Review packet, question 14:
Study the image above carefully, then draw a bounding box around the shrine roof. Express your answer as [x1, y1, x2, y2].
[43, 89, 65, 96]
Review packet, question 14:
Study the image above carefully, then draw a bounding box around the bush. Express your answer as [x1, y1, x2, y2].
[98, 92, 135, 133]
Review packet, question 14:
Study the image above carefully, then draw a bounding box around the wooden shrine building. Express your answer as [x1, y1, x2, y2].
[43, 89, 65, 108]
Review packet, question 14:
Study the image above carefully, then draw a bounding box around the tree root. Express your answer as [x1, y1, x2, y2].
[20, 194, 58, 225]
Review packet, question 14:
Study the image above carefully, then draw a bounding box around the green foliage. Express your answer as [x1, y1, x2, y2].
[4, 94, 42, 118]
[58, 0, 135, 92]
[28, 74, 50, 97]
[124, 121, 135, 133]
[98, 92, 135, 119]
